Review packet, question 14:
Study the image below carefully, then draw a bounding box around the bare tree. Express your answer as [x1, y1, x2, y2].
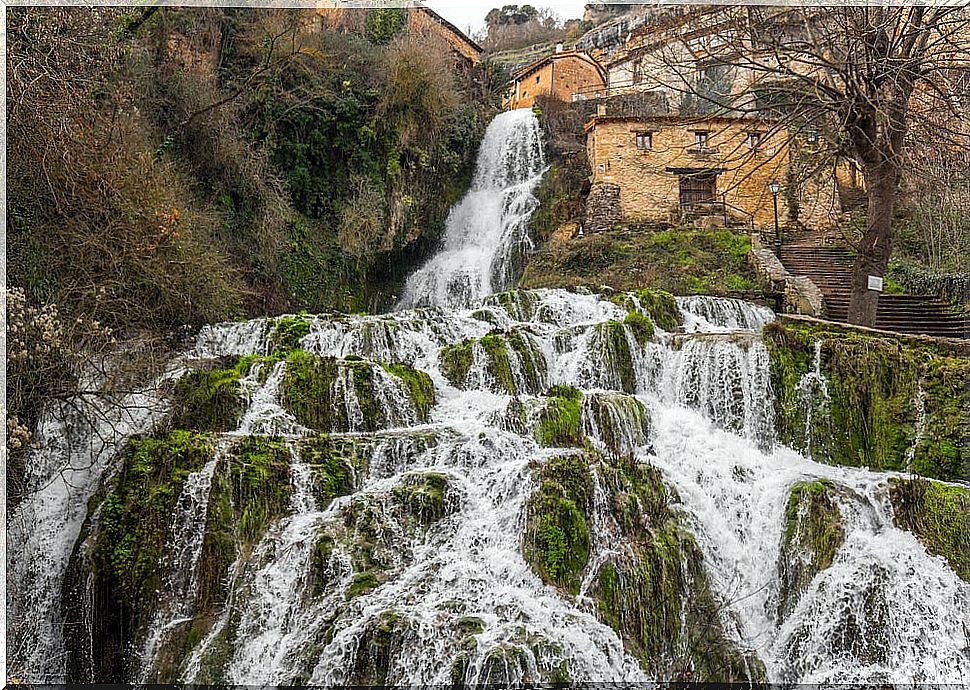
[622, 6, 970, 326]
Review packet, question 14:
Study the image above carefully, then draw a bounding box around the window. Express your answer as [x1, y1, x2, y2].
[536, 75, 541, 84]
[694, 131, 709, 148]
[635, 131, 653, 150]
[746, 132, 763, 150]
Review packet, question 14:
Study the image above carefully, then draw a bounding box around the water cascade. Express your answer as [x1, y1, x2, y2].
[398, 109, 546, 310]
[8, 109, 969, 686]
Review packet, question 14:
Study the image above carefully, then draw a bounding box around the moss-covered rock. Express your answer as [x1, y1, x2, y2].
[764, 319, 970, 481]
[524, 453, 593, 594]
[224, 436, 294, 543]
[622, 310, 655, 346]
[281, 352, 384, 432]
[270, 314, 312, 355]
[482, 289, 539, 322]
[299, 435, 357, 508]
[776, 480, 845, 618]
[440, 329, 545, 395]
[535, 386, 584, 448]
[612, 288, 683, 334]
[889, 477, 970, 582]
[593, 320, 637, 393]
[382, 362, 436, 421]
[348, 611, 410, 685]
[391, 472, 452, 526]
[582, 392, 651, 456]
[589, 454, 765, 682]
[170, 357, 252, 432]
[92, 431, 215, 636]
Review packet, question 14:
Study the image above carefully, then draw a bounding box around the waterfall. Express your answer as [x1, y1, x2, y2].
[10, 106, 969, 686]
[397, 109, 546, 310]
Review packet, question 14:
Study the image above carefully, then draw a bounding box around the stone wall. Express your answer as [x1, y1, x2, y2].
[584, 182, 623, 233]
[409, 8, 482, 65]
[586, 114, 840, 229]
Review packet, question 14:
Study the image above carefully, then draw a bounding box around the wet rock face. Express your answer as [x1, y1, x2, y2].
[775, 480, 846, 619]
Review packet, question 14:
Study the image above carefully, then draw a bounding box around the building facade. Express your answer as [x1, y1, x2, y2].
[503, 50, 607, 110]
[585, 112, 840, 229]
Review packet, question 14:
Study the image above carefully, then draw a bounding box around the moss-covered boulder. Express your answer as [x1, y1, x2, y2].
[299, 435, 357, 508]
[889, 478, 970, 582]
[348, 611, 410, 685]
[612, 288, 683, 333]
[776, 480, 845, 618]
[282, 352, 435, 431]
[535, 385, 584, 448]
[482, 289, 539, 322]
[525, 446, 761, 682]
[170, 357, 252, 432]
[391, 472, 453, 526]
[66, 432, 215, 681]
[582, 392, 651, 456]
[382, 362, 436, 422]
[764, 319, 970, 481]
[440, 328, 546, 395]
[591, 320, 638, 393]
[524, 453, 593, 593]
[270, 314, 312, 355]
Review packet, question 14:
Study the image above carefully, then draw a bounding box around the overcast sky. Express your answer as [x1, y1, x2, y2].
[426, 0, 589, 35]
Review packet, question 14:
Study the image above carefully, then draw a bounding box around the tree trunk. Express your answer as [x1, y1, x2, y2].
[847, 165, 900, 327]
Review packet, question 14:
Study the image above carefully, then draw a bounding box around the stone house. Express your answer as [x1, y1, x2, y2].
[584, 111, 840, 231]
[503, 50, 607, 110]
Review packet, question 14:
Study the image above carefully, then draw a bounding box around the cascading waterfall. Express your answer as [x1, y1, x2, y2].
[397, 109, 546, 310]
[9, 107, 970, 686]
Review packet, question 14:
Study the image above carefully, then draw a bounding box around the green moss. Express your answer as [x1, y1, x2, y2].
[270, 314, 312, 355]
[536, 389, 584, 448]
[506, 328, 547, 394]
[595, 320, 637, 393]
[524, 453, 593, 594]
[348, 571, 381, 599]
[777, 480, 845, 618]
[299, 435, 356, 508]
[170, 357, 252, 432]
[623, 310, 655, 346]
[282, 350, 344, 431]
[227, 436, 294, 543]
[440, 332, 522, 394]
[588, 453, 765, 682]
[521, 227, 763, 297]
[309, 531, 338, 597]
[889, 478, 970, 581]
[583, 393, 651, 456]
[93, 431, 214, 630]
[633, 288, 683, 331]
[439, 339, 474, 388]
[764, 319, 969, 481]
[392, 472, 451, 525]
[456, 616, 485, 635]
[480, 333, 516, 394]
[382, 362, 436, 421]
[348, 611, 408, 685]
[281, 352, 386, 432]
[484, 289, 539, 321]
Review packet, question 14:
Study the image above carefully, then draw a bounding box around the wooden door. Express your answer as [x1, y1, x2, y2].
[679, 174, 717, 206]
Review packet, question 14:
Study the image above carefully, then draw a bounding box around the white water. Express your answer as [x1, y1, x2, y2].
[10, 109, 970, 685]
[397, 109, 546, 310]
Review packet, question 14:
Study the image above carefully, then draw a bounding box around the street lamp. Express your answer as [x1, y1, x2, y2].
[769, 179, 781, 258]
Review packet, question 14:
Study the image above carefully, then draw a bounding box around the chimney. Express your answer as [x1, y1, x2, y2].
[556, 43, 564, 53]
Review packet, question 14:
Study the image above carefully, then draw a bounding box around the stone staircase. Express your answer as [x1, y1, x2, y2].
[779, 245, 968, 339]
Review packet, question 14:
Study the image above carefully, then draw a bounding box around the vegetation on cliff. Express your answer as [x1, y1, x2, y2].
[889, 478, 970, 582]
[764, 318, 970, 481]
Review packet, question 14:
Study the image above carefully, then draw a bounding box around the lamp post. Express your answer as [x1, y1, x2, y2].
[769, 179, 781, 258]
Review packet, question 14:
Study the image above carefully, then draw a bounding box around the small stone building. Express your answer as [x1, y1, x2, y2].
[585, 112, 840, 229]
[503, 50, 607, 110]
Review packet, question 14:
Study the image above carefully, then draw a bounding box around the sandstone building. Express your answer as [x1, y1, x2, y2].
[503, 50, 607, 110]
[584, 111, 840, 230]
